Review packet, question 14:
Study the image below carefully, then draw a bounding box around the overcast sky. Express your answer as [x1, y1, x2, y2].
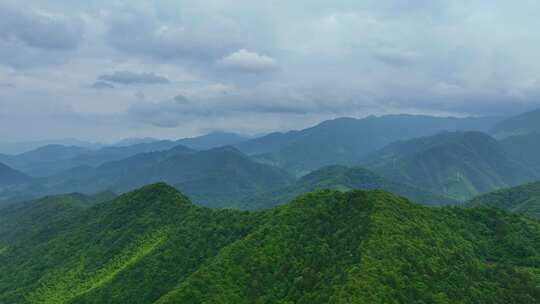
[1, 0, 540, 142]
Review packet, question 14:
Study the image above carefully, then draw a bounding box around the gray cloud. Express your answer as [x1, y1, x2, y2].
[91, 81, 115, 90]
[217, 49, 279, 73]
[3, 0, 540, 141]
[372, 46, 420, 67]
[0, 2, 83, 51]
[98, 71, 170, 85]
[103, 7, 240, 62]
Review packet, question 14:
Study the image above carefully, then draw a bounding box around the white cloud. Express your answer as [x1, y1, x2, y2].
[217, 49, 279, 73]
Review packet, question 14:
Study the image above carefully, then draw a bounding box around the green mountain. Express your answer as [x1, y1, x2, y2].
[0, 183, 263, 304]
[500, 132, 540, 176]
[1, 184, 539, 303]
[236, 115, 502, 175]
[240, 165, 458, 209]
[0, 191, 116, 245]
[47, 146, 294, 208]
[467, 181, 540, 219]
[363, 131, 535, 201]
[491, 108, 540, 138]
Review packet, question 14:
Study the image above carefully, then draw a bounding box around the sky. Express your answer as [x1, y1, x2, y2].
[1, 0, 540, 142]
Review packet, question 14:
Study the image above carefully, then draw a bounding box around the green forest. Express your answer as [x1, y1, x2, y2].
[1, 183, 539, 303]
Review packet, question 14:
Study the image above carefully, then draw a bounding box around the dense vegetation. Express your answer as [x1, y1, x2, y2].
[0, 191, 116, 245]
[240, 165, 457, 209]
[468, 181, 540, 219]
[2, 183, 539, 303]
[363, 131, 535, 201]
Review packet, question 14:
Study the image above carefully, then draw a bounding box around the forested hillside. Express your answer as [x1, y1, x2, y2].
[468, 181, 540, 219]
[363, 131, 535, 201]
[1, 184, 539, 303]
[240, 165, 457, 209]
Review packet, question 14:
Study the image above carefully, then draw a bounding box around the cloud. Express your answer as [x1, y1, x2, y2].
[103, 7, 240, 62]
[372, 46, 420, 67]
[98, 71, 170, 85]
[0, 2, 83, 51]
[217, 49, 279, 73]
[91, 81, 115, 90]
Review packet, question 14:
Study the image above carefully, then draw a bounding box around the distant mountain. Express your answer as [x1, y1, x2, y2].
[1, 132, 250, 178]
[176, 132, 250, 150]
[2, 184, 539, 303]
[46, 146, 293, 208]
[500, 132, 540, 176]
[241, 165, 458, 209]
[0, 138, 104, 154]
[0, 162, 40, 203]
[363, 131, 535, 201]
[467, 181, 540, 219]
[236, 114, 502, 175]
[112, 137, 160, 146]
[491, 108, 540, 138]
[0, 145, 92, 176]
[0, 140, 190, 177]
[0, 162, 31, 186]
[0, 191, 116, 245]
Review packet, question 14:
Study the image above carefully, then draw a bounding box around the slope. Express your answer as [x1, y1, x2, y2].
[158, 190, 540, 303]
[500, 132, 540, 177]
[236, 114, 502, 175]
[46, 146, 294, 208]
[0, 183, 263, 304]
[2, 185, 540, 303]
[467, 181, 540, 219]
[491, 108, 540, 138]
[0, 191, 116, 245]
[363, 131, 535, 201]
[241, 165, 458, 209]
[0, 162, 40, 203]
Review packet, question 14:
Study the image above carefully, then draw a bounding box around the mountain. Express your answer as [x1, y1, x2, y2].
[467, 181, 540, 219]
[500, 132, 540, 176]
[236, 114, 502, 175]
[46, 146, 294, 208]
[0, 138, 104, 155]
[0, 145, 92, 177]
[241, 165, 458, 209]
[112, 137, 160, 147]
[0, 162, 40, 203]
[0, 191, 116, 245]
[1, 184, 539, 303]
[0, 161, 31, 186]
[0, 183, 264, 304]
[0, 133, 249, 178]
[363, 131, 535, 201]
[0, 140, 191, 178]
[176, 132, 250, 150]
[491, 108, 540, 138]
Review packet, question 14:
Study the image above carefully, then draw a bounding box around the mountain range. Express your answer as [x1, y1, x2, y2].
[362, 131, 536, 201]
[43, 146, 293, 208]
[236, 114, 502, 175]
[1, 183, 538, 303]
